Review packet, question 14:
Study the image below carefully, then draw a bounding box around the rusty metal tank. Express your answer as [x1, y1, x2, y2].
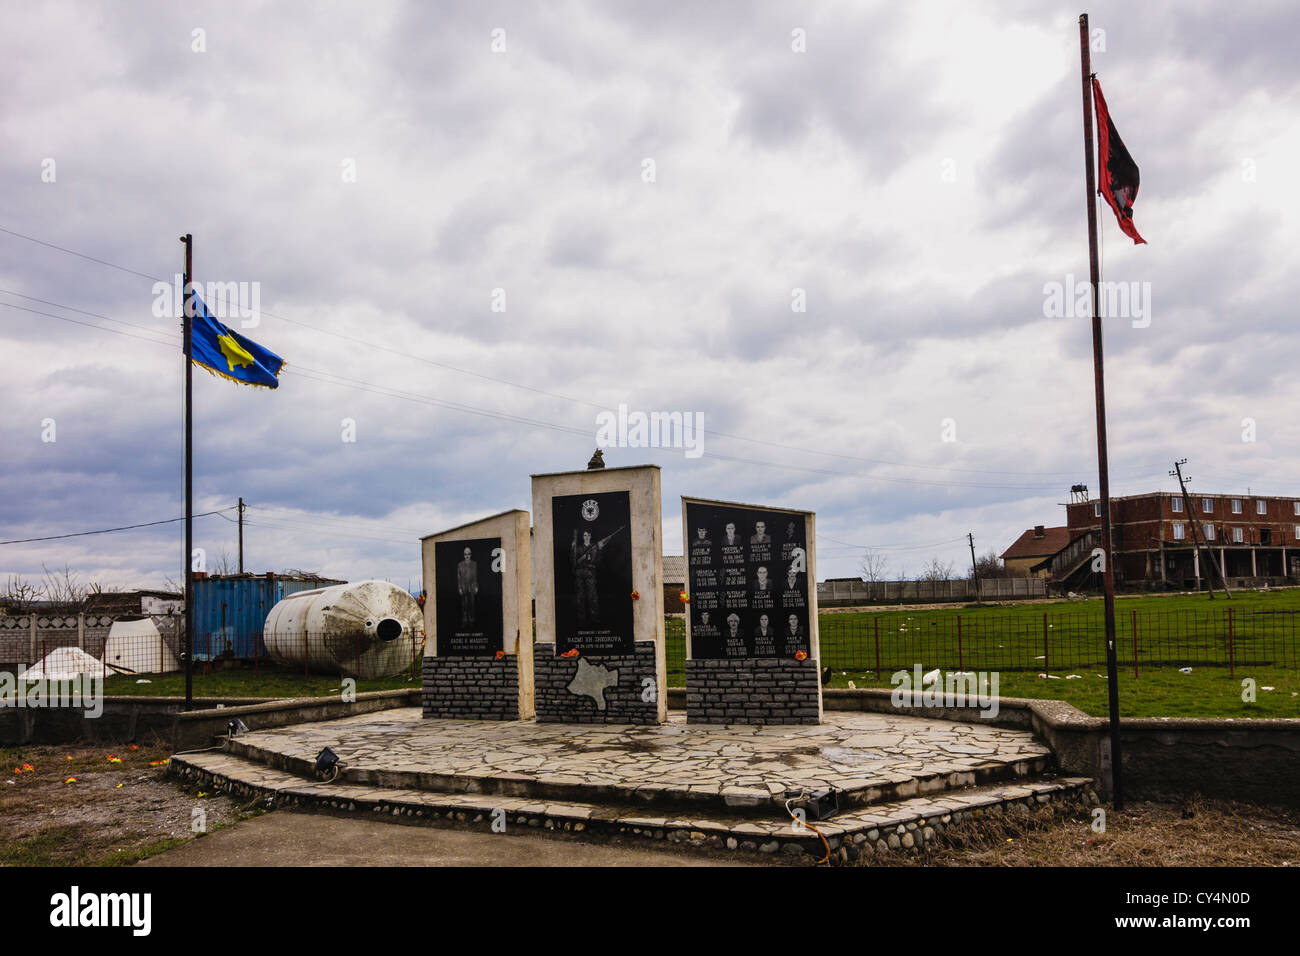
[263, 580, 423, 679]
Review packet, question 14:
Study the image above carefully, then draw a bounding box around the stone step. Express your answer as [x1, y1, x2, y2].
[223, 734, 1053, 815]
[170, 749, 1095, 862]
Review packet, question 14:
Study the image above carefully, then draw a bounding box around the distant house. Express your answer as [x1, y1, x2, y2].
[1000, 526, 1073, 578]
[84, 590, 183, 618]
[663, 555, 686, 613]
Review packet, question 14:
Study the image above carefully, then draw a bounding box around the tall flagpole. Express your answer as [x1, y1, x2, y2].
[181, 233, 194, 710]
[1079, 13, 1124, 809]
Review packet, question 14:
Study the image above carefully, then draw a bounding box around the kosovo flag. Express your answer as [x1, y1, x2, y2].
[186, 290, 283, 388]
[1092, 77, 1146, 245]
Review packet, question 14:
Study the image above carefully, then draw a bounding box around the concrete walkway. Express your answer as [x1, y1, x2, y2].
[139, 810, 752, 866]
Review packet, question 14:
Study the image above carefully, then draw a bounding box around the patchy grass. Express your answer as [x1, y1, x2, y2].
[818, 665, 1300, 718]
[864, 796, 1300, 867]
[0, 742, 255, 866]
[102, 668, 419, 699]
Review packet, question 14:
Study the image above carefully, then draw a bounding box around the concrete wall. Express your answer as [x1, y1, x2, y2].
[533, 642, 660, 724]
[685, 658, 820, 724]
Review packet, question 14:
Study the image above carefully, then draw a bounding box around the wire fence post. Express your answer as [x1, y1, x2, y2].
[1131, 608, 1139, 679]
[873, 616, 881, 679]
[956, 614, 963, 674]
[1228, 606, 1235, 679]
[1042, 612, 1049, 677]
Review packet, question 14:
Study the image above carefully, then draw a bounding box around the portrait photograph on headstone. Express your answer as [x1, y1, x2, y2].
[433, 537, 504, 656]
[552, 490, 634, 654]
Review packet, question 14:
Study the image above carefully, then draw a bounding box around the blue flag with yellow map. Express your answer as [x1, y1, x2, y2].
[186, 290, 283, 388]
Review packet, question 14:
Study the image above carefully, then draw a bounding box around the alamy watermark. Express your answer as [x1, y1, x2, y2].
[594, 404, 704, 459]
[890, 664, 1000, 718]
[1043, 273, 1151, 328]
[0, 673, 103, 718]
[152, 274, 262, 328]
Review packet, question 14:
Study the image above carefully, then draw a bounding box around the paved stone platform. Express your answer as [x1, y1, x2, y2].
[216, 707, 1053, 813]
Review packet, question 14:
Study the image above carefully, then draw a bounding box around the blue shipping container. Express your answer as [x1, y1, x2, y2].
[192, 574, 344, 661]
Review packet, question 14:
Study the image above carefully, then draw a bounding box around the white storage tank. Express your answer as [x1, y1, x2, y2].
[263, 580, 423, 680]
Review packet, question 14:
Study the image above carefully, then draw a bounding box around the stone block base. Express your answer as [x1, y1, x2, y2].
[686, 657, 821, 724]
[422, 655, 520, 720]
[534, 642, 659, 724]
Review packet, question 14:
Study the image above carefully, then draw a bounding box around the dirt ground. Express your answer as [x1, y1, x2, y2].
[0, 741, 248, 866]
[4, 743, 1299, 866]
[864, 796, 1300, 867]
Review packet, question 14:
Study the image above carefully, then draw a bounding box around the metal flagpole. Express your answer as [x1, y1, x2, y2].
[1078, 13, 1124, 809]
[181, 233, 194, 710]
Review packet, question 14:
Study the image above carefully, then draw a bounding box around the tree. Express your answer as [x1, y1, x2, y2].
[2, 575, 44, 613]
[859, 549, 889, 583]
[974, 550, 1010, 579]
[921, 556, 956, 582]
[40, 563, 101, 610]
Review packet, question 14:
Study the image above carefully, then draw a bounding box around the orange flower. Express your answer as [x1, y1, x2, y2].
[495, 650, 506, 660]
[149, 759, 169, 767]
[680, 592, 690, 603]
[128, 745, 139, 751]
[794, 650, 808, 661]
[21, 764, 34, 772]
[560, 648, 580, 658]
[630, 590, 640, 600]
[64, 777, 77, 784]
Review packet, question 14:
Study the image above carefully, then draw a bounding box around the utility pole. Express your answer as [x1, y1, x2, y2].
[237, 496, 245, 574]
[968, 532, 980, 602]
[1171, 460, 1230, 598]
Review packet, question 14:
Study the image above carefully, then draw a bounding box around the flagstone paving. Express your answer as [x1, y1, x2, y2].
[221, 707, 1052, 811]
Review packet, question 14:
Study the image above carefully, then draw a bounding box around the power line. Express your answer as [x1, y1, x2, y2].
[0, 508, 234, 545]
[0, 226, 1105, 482]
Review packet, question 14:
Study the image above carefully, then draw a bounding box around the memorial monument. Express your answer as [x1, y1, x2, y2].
[420, 509, 534, 719]
[682, 496, 822, 724]
[531, 461, 665, 723]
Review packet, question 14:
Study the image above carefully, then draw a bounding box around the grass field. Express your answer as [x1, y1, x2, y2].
[79, 588, 1300, 718]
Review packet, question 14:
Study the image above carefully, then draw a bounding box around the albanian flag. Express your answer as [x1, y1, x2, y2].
[1092, 77, 1146, 244]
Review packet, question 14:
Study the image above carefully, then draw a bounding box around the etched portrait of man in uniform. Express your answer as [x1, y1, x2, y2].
[694, 526, 712, 547]
[457, 546, 478, 625]
[570, 526, 624, 625]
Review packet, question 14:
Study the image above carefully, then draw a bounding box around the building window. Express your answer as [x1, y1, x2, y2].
[1172, 497, 1183, 513]
[1173, 522, 1185, 540]
[1294, 501, 1300, 516]
[1093, 502, 1101, 518]
[1232, 498, 1242, 514]
[1204, 523, 1215, 540]
[1233, 527, 1244, 543]
[1295, 525, 1300, 540]
[1257, 500, 1268, 515]
[1202, 498, 1213, 513]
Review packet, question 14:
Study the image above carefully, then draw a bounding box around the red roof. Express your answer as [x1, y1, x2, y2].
[1000, 526, 1073, 561]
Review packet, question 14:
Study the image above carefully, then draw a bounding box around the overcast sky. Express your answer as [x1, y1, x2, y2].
[2, 0, 1298, 595]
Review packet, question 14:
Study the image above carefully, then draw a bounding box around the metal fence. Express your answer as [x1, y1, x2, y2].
[11, 627, 421, 687]
[9, 608, 1296, 694]
[667, 608, 1300, 678]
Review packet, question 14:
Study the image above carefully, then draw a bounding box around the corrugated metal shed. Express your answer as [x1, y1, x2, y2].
[192, 572, 344, 660]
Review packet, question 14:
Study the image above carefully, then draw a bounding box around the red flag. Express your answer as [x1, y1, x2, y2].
[1092, 77, 1146, 245]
